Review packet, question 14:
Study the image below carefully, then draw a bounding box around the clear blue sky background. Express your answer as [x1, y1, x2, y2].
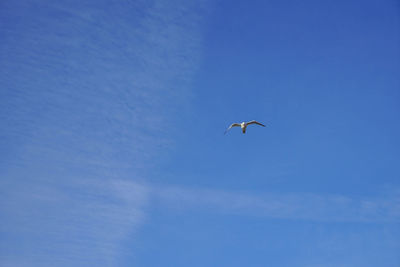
[1, 0, 399, 266]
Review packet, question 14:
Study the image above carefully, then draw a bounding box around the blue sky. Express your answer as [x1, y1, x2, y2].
[0, 0, 399, 266]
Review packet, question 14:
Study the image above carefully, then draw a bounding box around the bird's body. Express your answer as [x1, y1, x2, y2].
[240, 122, 246, 133]
[224, 120, 266, 134]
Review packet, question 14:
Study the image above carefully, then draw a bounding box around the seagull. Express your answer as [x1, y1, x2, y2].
[224, 120, 266, 134]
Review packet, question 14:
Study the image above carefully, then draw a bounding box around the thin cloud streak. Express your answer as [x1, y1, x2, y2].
[151, 184, 400, 223]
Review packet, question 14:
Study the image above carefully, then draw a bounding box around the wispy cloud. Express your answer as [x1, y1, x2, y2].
[0, 0, 209, 266]
[151, 184, 400, 223]
[1, 180, 148, 266]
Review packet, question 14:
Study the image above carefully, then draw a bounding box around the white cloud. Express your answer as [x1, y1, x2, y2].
[0, 0, 209, 266]
[1, 180, 148, 266]
[151, 184, 400, 223]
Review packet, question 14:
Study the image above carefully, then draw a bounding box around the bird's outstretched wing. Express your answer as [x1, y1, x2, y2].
[246, 120, 266, 127]
[224, 123, 241, 134]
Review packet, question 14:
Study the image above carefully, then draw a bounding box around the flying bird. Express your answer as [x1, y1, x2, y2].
[224, 120, 266, 134]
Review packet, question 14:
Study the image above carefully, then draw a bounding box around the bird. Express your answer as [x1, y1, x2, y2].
[224, 120, 266, 134]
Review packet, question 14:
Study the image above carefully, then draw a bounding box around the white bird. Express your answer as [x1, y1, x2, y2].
[224, 120, 266, 134]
